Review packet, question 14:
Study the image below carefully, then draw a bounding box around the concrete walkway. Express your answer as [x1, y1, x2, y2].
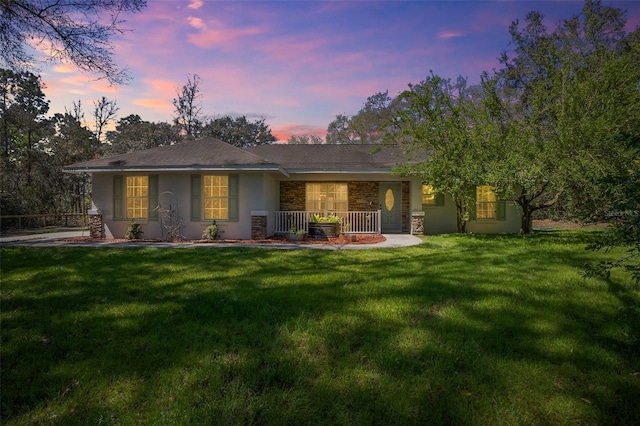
[0, 231, 423, 250]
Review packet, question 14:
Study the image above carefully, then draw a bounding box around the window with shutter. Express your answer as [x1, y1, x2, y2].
[191, 174, 239, 221]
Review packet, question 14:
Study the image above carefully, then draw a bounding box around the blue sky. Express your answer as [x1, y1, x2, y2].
[39, 0, 640, 141]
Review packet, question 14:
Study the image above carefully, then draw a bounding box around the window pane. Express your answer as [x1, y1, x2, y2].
[476, 186, 496, 219]
[204, 175, 229, 219]
[126, 176, 149, 219]
[422, 184, 435, 205]
[306, 182, 348, 213]
[385, 188, 395, 211]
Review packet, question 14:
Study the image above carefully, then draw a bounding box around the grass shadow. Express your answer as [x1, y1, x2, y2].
[2, 231, 639, 424]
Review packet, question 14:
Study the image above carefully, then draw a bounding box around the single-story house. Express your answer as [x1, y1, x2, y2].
[63, 137, 522, 239]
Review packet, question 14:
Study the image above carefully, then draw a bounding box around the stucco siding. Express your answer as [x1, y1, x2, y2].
[422, 195, 522, 235]
[423, 194, 458, 234]
[467, 201, 521, 234]
[90, 172, 278, 240]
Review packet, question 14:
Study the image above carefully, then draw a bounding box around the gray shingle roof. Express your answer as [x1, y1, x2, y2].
[64, 138, 278, 172]
[246, 144, 404, 172]
[63, 138, 406, 173]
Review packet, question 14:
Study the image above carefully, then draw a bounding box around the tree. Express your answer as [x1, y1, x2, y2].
[287, 135, 324, 144]
[0, 69, 50, 213]
[0, 69, 49, 160]
[478, 73, 562, 234]
[39, 112, 99, 214]
[491, 0, 639, 233]
[585, 163, 640, 284]
[394, 74, 487, 233]
[105, 114, 180, 155]
[0, 0, 146, 85]
[201, 115, 276, 148]
[326, 91, 398, 144]
[326, 114, 357, 144]
[93, 96, 119, 143]
[172, 74, 203, 139]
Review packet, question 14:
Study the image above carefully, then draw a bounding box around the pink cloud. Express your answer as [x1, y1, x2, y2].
[186, 17, 264, 49]
[132, 98, 172, 111]
[52, 64, 76, 74]
[143, 79, 180, 97]
[187, 0, 203, 10]
[47, 74, 119, 95]
[439, 30, 465, 40]
[187, 16, 206, 30]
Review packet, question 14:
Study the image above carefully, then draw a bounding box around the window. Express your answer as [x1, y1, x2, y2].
[114, 175, 158, 221]
[126, 176, 149, 219]
[190, 174, 239, 222]
[476, 185, 497, 219]
[422, 184, 444, 207]
[204, 175, 228, 220]
[422, 184, 435, 205]
[306, 183, 348, 213]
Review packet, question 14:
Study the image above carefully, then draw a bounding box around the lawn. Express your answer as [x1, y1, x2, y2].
[2, 231, 639, 425]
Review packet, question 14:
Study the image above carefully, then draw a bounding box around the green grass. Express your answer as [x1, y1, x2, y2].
[2, 231, 639, 425]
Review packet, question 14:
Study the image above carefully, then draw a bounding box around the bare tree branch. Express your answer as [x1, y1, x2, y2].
[0, 0, 146, 85]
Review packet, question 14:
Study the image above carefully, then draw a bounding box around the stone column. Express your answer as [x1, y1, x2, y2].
[411, 211, 425, 235]
[251, 211, 268, 240]
[88, 211, 104, 239]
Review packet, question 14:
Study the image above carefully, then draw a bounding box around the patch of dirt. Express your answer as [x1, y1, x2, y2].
[60, 234, 387, 245]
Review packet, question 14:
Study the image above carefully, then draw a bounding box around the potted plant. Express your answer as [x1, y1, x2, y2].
[286, 226, 305, 242]
[308, 213, 342, 238]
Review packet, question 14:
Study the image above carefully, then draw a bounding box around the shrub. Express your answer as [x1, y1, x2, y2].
[311, 213, 341, 223]
[125, 221, 143, 240]
[202, 220, 218, 240]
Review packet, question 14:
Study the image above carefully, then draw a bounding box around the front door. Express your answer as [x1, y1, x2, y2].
[379, 182, 402, 233]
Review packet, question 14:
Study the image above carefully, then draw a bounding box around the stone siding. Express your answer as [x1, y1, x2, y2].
[251, 215, 267, 240]
[348, 182, 379, 211]
[89, 214, 103, 238]
[402, 181, 411, 233]
[279, 182, 306, 211]
[411, 214, 425, 235]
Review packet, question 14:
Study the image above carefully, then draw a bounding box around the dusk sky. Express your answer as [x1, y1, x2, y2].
[38, 0, 640, 142]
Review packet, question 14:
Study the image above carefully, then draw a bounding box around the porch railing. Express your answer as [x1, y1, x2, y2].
[274, 210, 381, 234]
